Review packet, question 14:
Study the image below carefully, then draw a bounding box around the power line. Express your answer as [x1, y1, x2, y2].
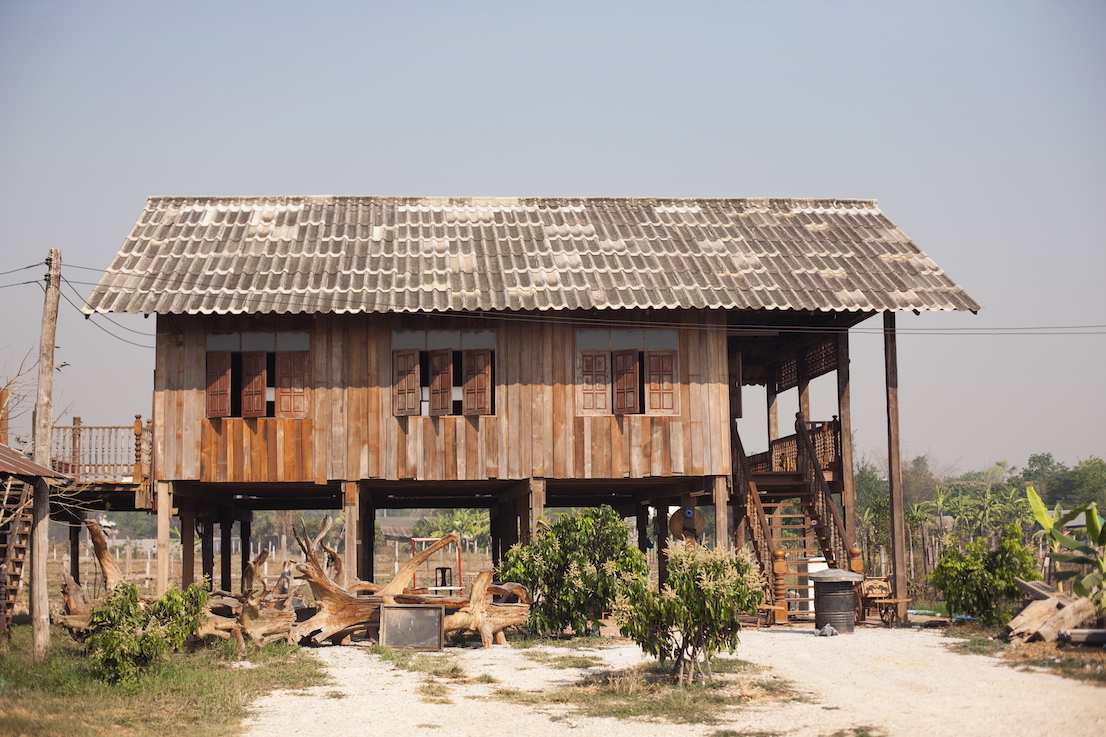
[0, 280, 40, 290]
[60, 276, 155, 336]
[48, 283, 154, 349]
[0, 261, 43, 277]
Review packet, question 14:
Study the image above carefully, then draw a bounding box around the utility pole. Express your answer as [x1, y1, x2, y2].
[31, 249, 61, 662]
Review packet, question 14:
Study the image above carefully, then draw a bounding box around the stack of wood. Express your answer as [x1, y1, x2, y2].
[55, 516, 532, 652]
[1006, 578, 1096, 643]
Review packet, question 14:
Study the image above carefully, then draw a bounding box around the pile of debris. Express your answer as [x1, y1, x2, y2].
[55, 518, 531, 653]
[1006, 578, 1100, 644]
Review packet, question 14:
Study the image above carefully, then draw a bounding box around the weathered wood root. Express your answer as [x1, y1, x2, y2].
[443, 571, 530, 648]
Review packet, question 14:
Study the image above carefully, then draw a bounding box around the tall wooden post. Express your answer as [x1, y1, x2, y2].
[766, 383, 779, 446]
[798, 378, 810, 422]
[239, 517, 251, 591]
[837, 330, 856, 541]
[219, 513, 233, 591]
[200, 513, 215, 585]
[636, 506, 649, 554]
[489, 505, 501, 565]
[712, 476, 730, 549]
[68, 511, 84, 584]
[343, 481, 359, 589]
[155, 481, 172, 594]
[31, 248, 60, 662]
[180, 506, 195, 587]
[884, 313, 908, 624]
[0, 386, 8, 445]
[528, 478, 546, 540]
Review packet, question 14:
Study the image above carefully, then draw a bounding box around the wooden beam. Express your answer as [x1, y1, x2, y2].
[156, 481, 172, 595]
[636, 507, 649, 554]
[180, 507, 195, 587]
[239, 518, 251, 594]
[837, 330, 856, 542]
[712, 476, 729, 549]
[68, 510, 83, 585]
[767, 383, 779, 443]
[200, 513, 215, 586]
[884, 313, 908, 623]
[343, 481, 359, 584]
[798, 378, 810, 421]
[529, 478, 546, 540]
[219, 511, 233, 591]
[360, 490, 375, 582]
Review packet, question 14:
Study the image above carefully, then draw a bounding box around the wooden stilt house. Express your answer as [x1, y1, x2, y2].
[83, 196, 978, 617]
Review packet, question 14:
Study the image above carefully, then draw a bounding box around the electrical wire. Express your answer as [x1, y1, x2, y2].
[61, 276, 154, 335]
[0, 280, 40, 290]
[0, 261, 43, 277]
[47, 282, 154, 349]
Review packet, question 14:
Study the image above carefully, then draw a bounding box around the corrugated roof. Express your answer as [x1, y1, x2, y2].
[0, 443, 72, 480]
[83, 196, 980, 315]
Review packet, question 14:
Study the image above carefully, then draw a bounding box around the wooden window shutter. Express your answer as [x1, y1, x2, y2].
[462, 349, 491, 415]
[393, 349, 420, 417]
[241, 351, 267, 418]
[612, 350, 640, 414]
[577, 351, 611, 414]
[206, 351, 231, 418]
[645, 350, 678, 414]
[275, 352, 310, 418]
[428, 349, 453, 416]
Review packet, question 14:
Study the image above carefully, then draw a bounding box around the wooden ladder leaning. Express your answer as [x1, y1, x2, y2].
[0, 480, 33, 643]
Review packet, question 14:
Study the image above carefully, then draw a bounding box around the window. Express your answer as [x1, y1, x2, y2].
[575, 330, 679, 416]
[392, 331, 495, 417]
[205, 332, 310, 419]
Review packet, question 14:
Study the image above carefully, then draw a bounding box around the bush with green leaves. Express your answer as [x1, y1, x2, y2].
[85, 582, 210, 684]
[500, 506, 648, 637]
[927, 524, 1039, 624]
[613, 543, 764, 684]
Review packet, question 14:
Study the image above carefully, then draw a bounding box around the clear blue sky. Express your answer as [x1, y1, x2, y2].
[1, 0, 1103, 474]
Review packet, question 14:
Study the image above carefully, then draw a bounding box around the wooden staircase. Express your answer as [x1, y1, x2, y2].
[732, 414, 857, 622]
[1, 480, 33, 638]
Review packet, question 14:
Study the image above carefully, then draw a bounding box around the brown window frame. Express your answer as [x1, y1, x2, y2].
[206, 351, 232, 418]
[274, 352, 311, 418]
[576, 350, 611, 416]
[612, 349, 640, 415]
[462, 349, 492, 416]
[394, 348, 495, 417]
[393, 349, 421, 417]
[644, 349, 679, 415]
[205, 349, 311, 419]
[428, 349, 453, 416]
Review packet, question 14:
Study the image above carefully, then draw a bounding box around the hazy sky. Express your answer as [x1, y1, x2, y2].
[1, 1, 1103, 474]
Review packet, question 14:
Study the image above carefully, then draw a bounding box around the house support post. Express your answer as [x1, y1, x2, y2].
[636, 506, 649, 555]
[68, 510, 84, 584]
[200, 512, 215, 586]
[655, 501, 670, 589]
[766, 383, 779, 447]
[489, 505, 501, 566]
[239, 517, 251, 592]
[180, 505, 195, 587]
[155, 481, 172, 595]
[342, 481, 359, 588]
[772, 549, 788, 624]
[712, 476, 730, 550]
[883, 313, 908, 624]
[220, 509, 233, 591]
[359, 487, 374, 582]
[837, 330, 856, 542]
[528, 478, 545, 542]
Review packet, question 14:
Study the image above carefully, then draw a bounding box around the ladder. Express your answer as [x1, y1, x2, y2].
[1, 480, 33, 637]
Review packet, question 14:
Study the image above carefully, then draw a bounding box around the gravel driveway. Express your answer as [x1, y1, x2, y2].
[242, 627, 1105, 737]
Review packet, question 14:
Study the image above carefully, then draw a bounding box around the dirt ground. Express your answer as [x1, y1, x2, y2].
[241, 622, 1106, 737]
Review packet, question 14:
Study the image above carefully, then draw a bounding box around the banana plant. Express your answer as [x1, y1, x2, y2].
[1027, 486, 1105, 614]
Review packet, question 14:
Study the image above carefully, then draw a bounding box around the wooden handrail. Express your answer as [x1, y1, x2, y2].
[49, 417, 149, 484]
[795, 413, 853, 568]
[731, 425, 776, 601]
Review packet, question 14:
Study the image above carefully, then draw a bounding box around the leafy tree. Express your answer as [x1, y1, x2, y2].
[1028, 487, 1106, 616]
[927, 524, 1039, 624]
[614, 543, 763, 684]
[500, 505, 647, 637]
[85, 583, 210, 684]
[414, 508, 489, 551]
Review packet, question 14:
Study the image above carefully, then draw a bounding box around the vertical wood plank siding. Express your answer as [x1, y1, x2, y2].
[153, 311, 731, 483]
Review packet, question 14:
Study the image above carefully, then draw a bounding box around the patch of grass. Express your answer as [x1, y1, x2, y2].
[942, 624, 1009, 656]
[710, 658, 761, 674]
[0, 622, 327, 737]
[473, 673, 499, 684]
[1004, 640, 1106, 685]
[416, 725, 442, 730]
[827, 728, 887, 737]
[325, 690, 346, 699]
[509, 634, 608, 650]
[368, 645, 465, 680]
[711, 731, 780, 737]
[521, 651, 606, 669]
[489, 663, 797, 724]
[417, 680, 453, 703]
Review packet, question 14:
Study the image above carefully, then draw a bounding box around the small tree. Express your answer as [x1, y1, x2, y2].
[928, 524, 1038, 624]
[500, 506, 647, 637]
[613, 542, 764, 684]
[1028, 487, 1105, 617]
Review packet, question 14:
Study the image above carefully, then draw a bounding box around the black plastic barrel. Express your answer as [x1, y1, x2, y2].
[810, 569, 864, 633]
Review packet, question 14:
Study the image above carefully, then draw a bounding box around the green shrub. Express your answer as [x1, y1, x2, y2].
[613, 543, 764, 684]
[928, 524, 1038, 624]
[85, 583, 210, 684]
[500, 506, 648, 636]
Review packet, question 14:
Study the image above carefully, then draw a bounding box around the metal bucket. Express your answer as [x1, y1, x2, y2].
[810, 569, 863, 633]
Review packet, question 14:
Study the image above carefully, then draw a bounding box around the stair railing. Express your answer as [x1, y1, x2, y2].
[731, 426, 775, 596]
[795, 413, 853, 569]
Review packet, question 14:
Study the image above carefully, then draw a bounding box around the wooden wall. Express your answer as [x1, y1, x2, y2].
[153, 310, 732, 485]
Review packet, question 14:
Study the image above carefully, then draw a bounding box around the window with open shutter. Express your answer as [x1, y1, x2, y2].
[393, 349, 420, 417]
[275, 352, 310, 418]
[241, 351, 267, 418]
[577, 351, 611, 415]
[462, 349, 491, 415]
[612, 350, 640, 414]
[428, 349, 453, 416]
[206, 351, 232, 418]
[645, 350, 678, 414]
